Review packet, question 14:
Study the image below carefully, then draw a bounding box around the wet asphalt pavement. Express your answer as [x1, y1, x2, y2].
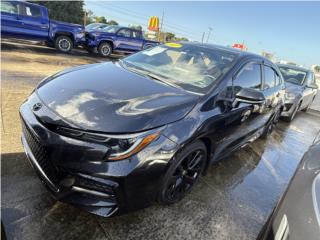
[1, 41, 320, 240]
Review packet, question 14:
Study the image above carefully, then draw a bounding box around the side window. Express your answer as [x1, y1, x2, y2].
[264, 66, 276, 89]
[21, 4, 42, 17]
[275, 71, 281, 86]
[132, 31, 142, 39]
[117, 29, 131, 38]
[235, 63, 262, 90]
[1, 1, 18, 14]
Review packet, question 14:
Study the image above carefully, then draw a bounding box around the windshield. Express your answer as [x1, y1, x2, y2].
[123, 44, 238, 94]
[101, 26, 122, 33]
[279, 66, 308, 85]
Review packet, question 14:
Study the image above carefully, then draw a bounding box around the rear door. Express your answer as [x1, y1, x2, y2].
[262, 65, 281, 121]
[0, 1, 23, 36]
[130, 30, 144, 51]
[116, 28, 142, 51]
[18, 2, 49, 40]
[115, 28, 133, 51]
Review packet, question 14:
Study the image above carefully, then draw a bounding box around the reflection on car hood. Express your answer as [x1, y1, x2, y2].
[36, 62, 198, 133]
[285, 81, 303, 94]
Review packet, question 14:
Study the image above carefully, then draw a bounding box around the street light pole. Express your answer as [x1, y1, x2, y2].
[201, 32, 205, 44]
[158, 11, 164, 42]
[206, 27, 212, 43]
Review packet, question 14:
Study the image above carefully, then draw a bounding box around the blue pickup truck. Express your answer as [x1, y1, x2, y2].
[1, 1, 85, 53]
[86, 25, 159, 57]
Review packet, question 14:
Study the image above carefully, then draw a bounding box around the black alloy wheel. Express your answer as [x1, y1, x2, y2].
[159, 141, 207, 204]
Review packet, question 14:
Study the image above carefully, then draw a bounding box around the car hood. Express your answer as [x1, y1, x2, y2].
[36, 62, 198, 133]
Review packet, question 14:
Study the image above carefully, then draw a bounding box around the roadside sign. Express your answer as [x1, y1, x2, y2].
[148, 16, 159, 31]
[232, 43, 247, 51]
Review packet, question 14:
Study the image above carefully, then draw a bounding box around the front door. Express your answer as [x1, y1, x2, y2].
[18, 2, 49, 40]
[213, 61, 269, 159]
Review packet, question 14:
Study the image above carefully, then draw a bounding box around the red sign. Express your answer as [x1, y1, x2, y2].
[232, 43, 247, 51]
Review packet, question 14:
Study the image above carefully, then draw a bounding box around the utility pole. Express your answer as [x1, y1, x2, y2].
[201, 32, 205, 44]
[158, 11, 164, 42]
[206, 27, 212, 43]
[84, 11, 87, 26]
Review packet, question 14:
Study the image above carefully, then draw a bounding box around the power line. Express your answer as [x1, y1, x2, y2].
[88, 2, 203, 39]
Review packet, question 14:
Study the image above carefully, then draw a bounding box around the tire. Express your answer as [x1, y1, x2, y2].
[98, 42, 112, 57]
[261, 109, 280, 139]
[54, 35, 73, 53]
[158, 140, 207, 205]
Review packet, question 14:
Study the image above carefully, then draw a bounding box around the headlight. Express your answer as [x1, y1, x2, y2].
[107, 132, 160, 160]
[55, 126, 160, 161]
[76, 31, 85, 39]
[285, 92, 296, 100]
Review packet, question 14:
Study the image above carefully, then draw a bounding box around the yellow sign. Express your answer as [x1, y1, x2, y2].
[148, 16, 159, 31]
[165, 43, 182, 48]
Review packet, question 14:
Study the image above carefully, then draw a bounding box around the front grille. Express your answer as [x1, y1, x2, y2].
[21, 118, 58, 182]
[75, 177, 115, 196]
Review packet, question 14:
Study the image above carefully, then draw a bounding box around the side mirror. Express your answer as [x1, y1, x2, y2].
[235, 88, 265, 105]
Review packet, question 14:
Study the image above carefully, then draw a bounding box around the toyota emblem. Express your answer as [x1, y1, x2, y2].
[33, 103, 42, 111]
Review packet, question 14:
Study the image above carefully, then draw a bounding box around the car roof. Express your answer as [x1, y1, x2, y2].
[276, 63, 310, 72]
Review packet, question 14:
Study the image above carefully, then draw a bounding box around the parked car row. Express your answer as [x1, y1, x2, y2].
[0, 1, 159, 56]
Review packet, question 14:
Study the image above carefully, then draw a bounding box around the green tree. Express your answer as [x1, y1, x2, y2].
[84, 10, 94, 25]
[94, 16, 107, 24]
[314, 65, 320, 73]
[30, 1, 85, 24]
[165, 32, 175, 41]
[107, 20, 118, 25]
[176, 37, 189, 41]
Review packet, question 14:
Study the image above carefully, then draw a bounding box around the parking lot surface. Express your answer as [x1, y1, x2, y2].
[1, 42, 320, 240]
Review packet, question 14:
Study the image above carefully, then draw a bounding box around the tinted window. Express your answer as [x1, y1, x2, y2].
[21, 4, 41, 17]
[117, 29, 131, 37]
[264, 66, 276, 89]
[235, 63, 262, 89]
[132, 31, 142, 39]
[1, 1, 18, 14]
[275, 71, 281, 86]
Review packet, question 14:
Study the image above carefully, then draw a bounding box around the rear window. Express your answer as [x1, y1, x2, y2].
[21, 4, 42, 17]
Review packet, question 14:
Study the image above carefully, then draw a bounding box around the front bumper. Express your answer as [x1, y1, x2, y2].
[281, 100, 298, 117]
[19, 94, 178, 217]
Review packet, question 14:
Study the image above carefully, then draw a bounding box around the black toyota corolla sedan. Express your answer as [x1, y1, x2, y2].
[20, 42, 285, 217]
